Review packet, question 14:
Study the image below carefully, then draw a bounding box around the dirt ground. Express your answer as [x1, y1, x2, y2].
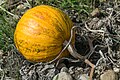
[0, 1, 120, 80]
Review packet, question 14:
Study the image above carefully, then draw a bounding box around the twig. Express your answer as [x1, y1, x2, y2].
[67, 42, 85, 60]
[0, 68, 5, 80]
[0, 0, 6, 5]
[85, 22, 105, 33]
[85, 59, 95, 80]
[85, 37, 94, 59]
[95, 57, 103, 67]
[0, 6, 19, 18]
[55, 57, 80, 67]
[87, 45, 107, 59]
[25, 0, 32, 8]
[99, 50, 107, 64]
[107, 56, 119, 67]
[108, 8, 113, 19]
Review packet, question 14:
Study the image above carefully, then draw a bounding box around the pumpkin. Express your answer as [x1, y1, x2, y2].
[14, 5, 74, 62]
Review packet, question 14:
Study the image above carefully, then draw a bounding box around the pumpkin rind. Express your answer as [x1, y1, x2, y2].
[14, 5, 74, 62]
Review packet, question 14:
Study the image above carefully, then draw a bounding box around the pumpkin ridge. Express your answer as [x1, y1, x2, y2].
[31, 8, 66, 35]
[23, 14, 65, 41]
[14, 5, 73, 62]
[35, 6, 68, 36]
[17, 19, 64, 42]
[58, 12, 71, 39]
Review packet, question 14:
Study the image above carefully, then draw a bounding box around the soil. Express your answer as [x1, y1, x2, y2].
[0, 1, 120, 80]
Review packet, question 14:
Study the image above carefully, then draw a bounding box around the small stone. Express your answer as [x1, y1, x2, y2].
[60, 67, 68, 72]
[0, 50, 4, 58]
[100, 70, 118, 80]
[78, 74, 90, 80]
[91, 8, 100, 17]
[17, 4, 24, 9]
[53, 72, 73, 80]
[76, 67, 83, 71]
[57, 63, 66, 69]
[113, 67, 120, 73]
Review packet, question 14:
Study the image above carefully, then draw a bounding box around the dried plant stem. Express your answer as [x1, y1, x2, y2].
[48, 26, 95, 80]
[25, 0, 32, 8]
[85, 22, 105, 33]
[85, 59, 95, 80]
[0, 68, 5, 80]
[0, 6, 18, 18]
[68, 43, 95, 80]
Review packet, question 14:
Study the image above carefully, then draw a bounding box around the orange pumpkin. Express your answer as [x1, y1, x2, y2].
[14, 5, 74, 62]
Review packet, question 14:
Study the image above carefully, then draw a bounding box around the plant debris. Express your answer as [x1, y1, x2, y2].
[0, 1, 120, 80]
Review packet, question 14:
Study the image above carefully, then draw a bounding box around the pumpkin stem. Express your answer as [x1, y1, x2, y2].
[47, 26, 95, 80]
[67, 43, 95, 80]
[47, 26, 77, 64]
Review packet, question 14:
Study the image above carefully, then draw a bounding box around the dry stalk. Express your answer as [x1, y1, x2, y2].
[0, 68, 5, 80]
[67, 42, 95, 80]
[0, 6, 19, 19]
[47, 26, 95, 80]
[85, 22, 105, 33]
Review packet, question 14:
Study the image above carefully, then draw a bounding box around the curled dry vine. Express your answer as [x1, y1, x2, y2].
[76, 1, 120, 79]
